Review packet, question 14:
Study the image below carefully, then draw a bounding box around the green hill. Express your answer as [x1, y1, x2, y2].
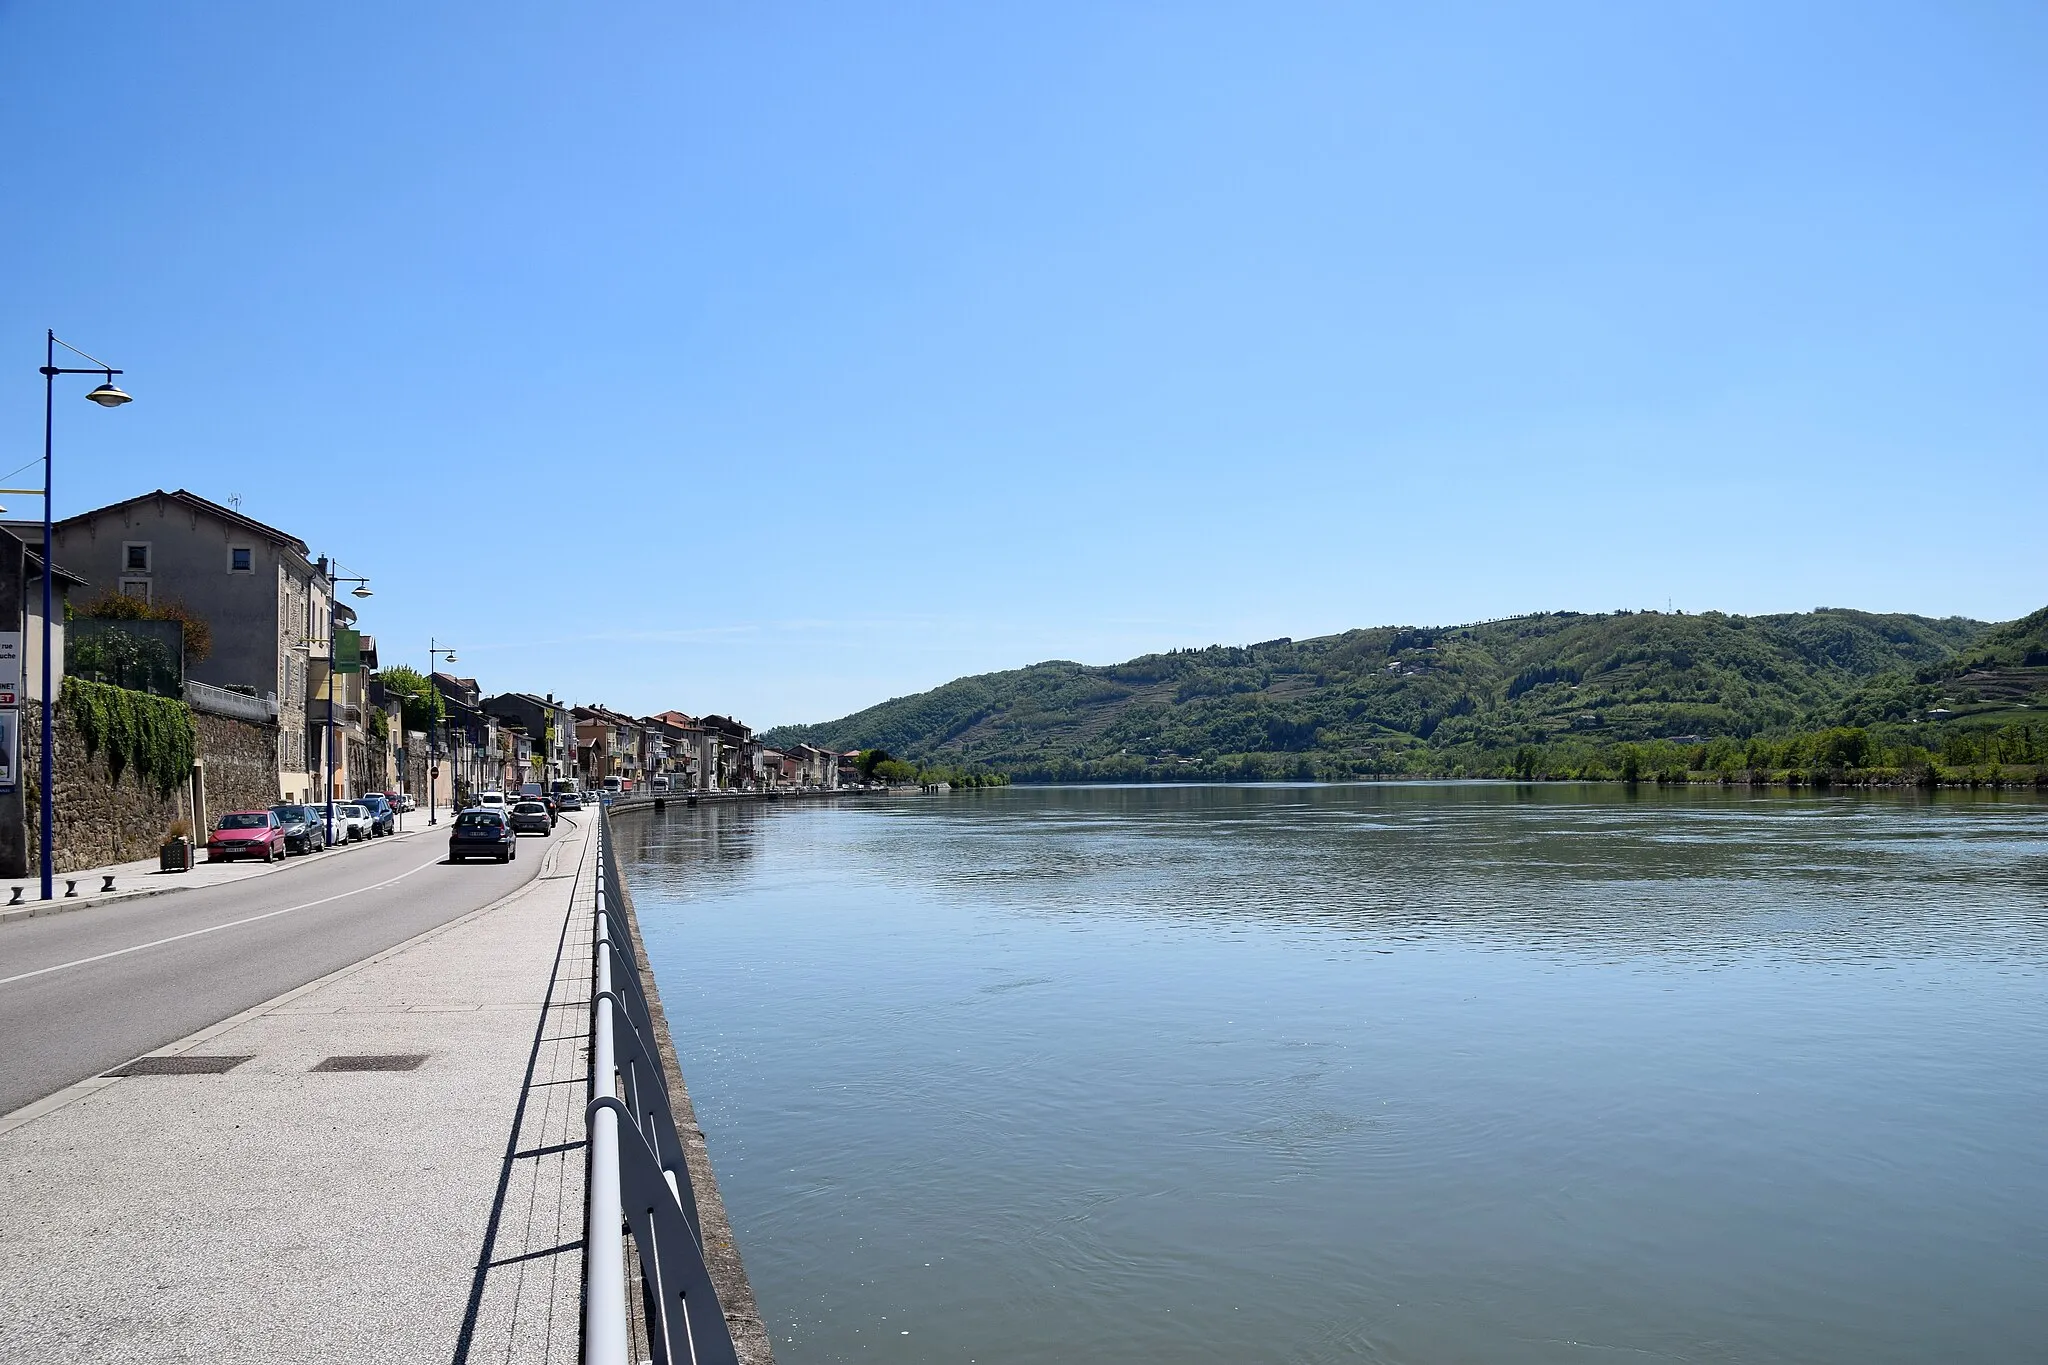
[1832, 604, 2048, 729]
[765, 606, 2043, 781]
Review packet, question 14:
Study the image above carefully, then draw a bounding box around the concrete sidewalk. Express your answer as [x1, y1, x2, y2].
[1, 804, 462, 925]
[0, 808, 596, 1363]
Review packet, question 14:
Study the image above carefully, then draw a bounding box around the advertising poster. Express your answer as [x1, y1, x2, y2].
[0, 708, 16, 791]
[0, 631, 19, 709]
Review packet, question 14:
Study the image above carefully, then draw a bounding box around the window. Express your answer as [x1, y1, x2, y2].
[122, 542, 151, 572]
[228, 546, 254, 573]
[118, 578, 152, 604]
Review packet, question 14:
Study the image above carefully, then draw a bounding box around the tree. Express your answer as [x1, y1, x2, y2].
[1617, 745, 1644, 783]
[857, 748, 892, 779]
[379, 665, 445, 733]
[1814, 727, 1871, 769]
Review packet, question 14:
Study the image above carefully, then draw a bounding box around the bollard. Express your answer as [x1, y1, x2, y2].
[64, 879, 79, 899]
[8, 886, 21, 906]
[102, 875, 117, 893]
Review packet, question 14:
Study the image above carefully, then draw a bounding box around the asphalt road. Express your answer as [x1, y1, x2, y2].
[0, 815, 585, 1116]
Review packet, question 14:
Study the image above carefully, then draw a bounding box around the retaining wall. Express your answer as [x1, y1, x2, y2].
[20, 704, 280, 875]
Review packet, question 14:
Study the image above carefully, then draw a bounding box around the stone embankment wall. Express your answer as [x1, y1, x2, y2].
[21, 706, 279, 876]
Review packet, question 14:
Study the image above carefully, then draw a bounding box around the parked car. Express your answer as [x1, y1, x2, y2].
[391, 792, 417, 812]
[508, 800, 552, 836]
[331, 803, 372, 843]
[268, 804, 327, 855]
[355, 793, 397, 837]
[448, 809, 518, 863]
[208, 811, 286, 863]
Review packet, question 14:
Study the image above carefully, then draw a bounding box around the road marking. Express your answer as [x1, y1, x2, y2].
[0, 852, 451, 988]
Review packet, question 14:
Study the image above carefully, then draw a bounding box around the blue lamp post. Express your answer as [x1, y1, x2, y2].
[33, 332, 131, 900]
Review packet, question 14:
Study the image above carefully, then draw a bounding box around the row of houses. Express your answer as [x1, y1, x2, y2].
[25, 486, 845, 809]
[567, 704, 851, 793]
[25, 488, 588, 807]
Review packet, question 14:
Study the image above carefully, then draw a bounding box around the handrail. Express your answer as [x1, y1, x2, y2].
[585, 805, 740, 1365]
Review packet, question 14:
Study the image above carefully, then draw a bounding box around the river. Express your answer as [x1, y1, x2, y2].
[619, 784, 2048, 1365]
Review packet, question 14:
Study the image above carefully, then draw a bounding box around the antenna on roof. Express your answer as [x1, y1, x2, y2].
[228, 494, 242, 511]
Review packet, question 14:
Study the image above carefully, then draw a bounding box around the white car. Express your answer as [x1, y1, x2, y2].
[328, 803, 372, 844]
[475, 792, 510, 816]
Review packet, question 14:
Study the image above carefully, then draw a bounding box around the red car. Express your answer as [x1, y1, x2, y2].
[207, 810, 287, 863]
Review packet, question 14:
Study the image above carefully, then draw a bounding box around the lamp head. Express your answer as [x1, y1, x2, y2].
[84, 382, 132, 408]
[445, 653, 458, 664]
[350, 584, 373, 599]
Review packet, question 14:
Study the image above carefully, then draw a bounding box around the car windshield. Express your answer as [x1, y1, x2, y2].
[272, 806, 309, 821]
[456, 812, 501, 830]
[218, 813, 270, 830]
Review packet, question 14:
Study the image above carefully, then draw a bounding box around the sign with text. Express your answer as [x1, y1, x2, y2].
[333, 628, 362, 675]
[0, 707, 17, 791]
[0, 631, 19, 708]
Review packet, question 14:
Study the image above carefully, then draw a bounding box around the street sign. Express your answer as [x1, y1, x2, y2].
[0, 631, 19, 709]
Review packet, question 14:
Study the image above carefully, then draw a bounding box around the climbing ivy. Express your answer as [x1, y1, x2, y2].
[61, 675, 198, 797]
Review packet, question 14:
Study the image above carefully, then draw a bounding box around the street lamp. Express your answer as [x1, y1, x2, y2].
[322, 569, 372, 843]
[28, 332, 131, 900]
[427, 640, 458, 824]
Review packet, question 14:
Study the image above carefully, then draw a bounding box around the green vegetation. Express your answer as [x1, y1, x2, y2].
[62, 675, 198, 797]
[71, 586, 213, 662]
[765, 606, 2048, 785]
[377, 665, 445, 733]
[67, 618, 183, 697]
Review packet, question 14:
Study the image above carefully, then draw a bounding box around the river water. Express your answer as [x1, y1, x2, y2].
[619, 784, 2048, 1365]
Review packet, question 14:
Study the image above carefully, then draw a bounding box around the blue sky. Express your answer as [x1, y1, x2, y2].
[4, 2, 2043, 725]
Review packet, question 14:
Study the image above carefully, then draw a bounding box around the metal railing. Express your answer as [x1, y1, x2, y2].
[184, 679, 280, 723]
[585, 806, 740, 1365]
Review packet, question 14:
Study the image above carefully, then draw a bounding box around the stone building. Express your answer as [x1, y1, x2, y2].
[49, 490, 332, 801]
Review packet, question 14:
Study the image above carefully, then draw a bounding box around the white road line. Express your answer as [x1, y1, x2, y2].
[0, 852, 450, 988]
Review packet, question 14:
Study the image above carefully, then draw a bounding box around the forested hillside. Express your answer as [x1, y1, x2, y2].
[767, 606, 2048, 781]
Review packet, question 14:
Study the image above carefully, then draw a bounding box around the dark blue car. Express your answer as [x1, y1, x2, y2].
[354, 793, 396, 837]
[448, 809, 518, 864]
